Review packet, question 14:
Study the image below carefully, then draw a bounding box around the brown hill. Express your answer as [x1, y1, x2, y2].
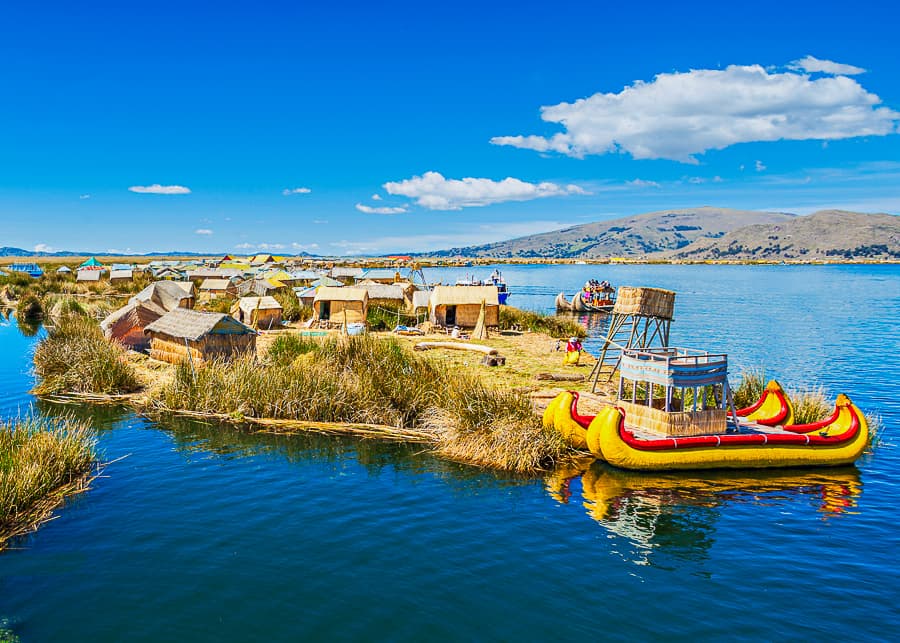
[669, 210, 900, 261]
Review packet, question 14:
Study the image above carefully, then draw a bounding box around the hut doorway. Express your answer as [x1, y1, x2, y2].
[319, 301, 331, 320]
[445, 305, 457, 326]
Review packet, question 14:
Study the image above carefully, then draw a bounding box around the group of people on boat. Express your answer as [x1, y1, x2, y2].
[580, 280, 614, 306]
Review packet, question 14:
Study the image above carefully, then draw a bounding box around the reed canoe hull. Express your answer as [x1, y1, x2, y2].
[592, 397, 868, 471]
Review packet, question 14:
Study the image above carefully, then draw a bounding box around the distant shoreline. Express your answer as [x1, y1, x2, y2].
[3, 255, 899, 267]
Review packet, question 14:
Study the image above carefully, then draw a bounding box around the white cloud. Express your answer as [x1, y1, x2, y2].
[688, 177, 705, 184]
[235, 242, 256, 250]
[713, 176, 724, 183]
[312, 219, 329, 224]
[33, 243, 54, 253]
[282, 187, 312, 195]
[383, 171, 588, 211]
[790, 55, 865, 76]
[371, 194, 382, 201]
[755, 160, 767, 172]
[195, 228, 213, 235]
[291, 242, 319, 252]
[490, 62, 899, 163]
[79, 194, 91, 200]
[355, 203, 408, 215]
[627, 179, 661, 188]
[128, 184, 191, 195]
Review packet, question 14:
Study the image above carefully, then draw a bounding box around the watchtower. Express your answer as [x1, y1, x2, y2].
[590, 286, 675, 392]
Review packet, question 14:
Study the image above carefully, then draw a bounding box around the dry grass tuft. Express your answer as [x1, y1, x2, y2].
[732, 367, 766, 408]
[791, 387, 832, 425]
[499, 306, 587, 339]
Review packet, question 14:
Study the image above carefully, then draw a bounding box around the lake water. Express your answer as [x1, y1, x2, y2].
[1, 265, 898, 641]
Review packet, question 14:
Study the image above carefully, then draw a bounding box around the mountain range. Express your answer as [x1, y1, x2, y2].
[427, 207, 900, 261]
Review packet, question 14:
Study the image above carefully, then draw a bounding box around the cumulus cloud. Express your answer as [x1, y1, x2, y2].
[790, 55, 865, 76]
[355, 203, 408, 215]
[34, 243, 54, 253]
[312, 219, 329, 224]
[79, 194, 91, 200]
[371, 194, 382, 200]
[490, 62, 899, 163]
[627, 178, 660, 188]
[382, 171, 588, 211]
[291, 242, 319, 252]
[128, 184, 191, 195]
[755, 160, 767, 172]
[282, 187, 312, 195]
[195, 228, 213, 235]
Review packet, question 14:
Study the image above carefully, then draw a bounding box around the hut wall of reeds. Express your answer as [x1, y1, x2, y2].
[144, 308, 256, 365]
[199, 278, 237, 300]
[232, 296, 283, 330]
[428, 285, 499, 328]
[100, 301, 166, 351]
[357, 281, 413, 311]
[313, 287, 368, 323]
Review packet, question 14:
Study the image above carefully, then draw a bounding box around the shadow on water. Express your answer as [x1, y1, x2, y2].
[546, 460, 862, 566]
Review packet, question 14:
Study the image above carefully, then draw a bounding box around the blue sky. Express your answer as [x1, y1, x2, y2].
[1, 0, 898, 255]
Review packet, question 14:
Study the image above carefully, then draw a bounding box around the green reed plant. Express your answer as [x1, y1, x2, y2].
[499, 306, 587, 339]
[32, 315, 141, 396]
[732, 368, 766, 408]
[791, 388, 832, 424]
[0, 414, 96, 549]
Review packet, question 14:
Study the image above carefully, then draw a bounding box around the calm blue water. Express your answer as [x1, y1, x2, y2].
[1, 265, 898, 641]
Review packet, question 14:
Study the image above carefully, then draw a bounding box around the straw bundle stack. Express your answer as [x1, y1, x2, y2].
[613, 287, 675, 319]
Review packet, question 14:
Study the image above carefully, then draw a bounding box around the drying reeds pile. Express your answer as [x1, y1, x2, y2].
[32, 314, 142, 396]
[499, 306, 587, 339]
[0, 415, 96, 549]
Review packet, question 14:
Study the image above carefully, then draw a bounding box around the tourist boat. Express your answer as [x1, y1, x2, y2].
[542, 346, 870, 470]
[454, 269, 510, 304]
[556, 281, 615, 313]
[544, 389, 869, 470]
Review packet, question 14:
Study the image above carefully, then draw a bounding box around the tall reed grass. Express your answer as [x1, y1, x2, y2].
[152, 334, 571, 473]
[32, 315, 141, 396]
[499, 306, 586, 339]
[0, 415, 96, 549]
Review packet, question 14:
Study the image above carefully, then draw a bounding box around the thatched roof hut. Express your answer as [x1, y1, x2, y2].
[199, 278, 237, 299]
[429, 285, 499, 328]
[144, 308, 256, 365]
[131, 281, 194, 311]
[100, 300, 166, 351]
[357, 281, 412, 310]
[232, 296, 283, 330]
[411, 290, 431, 313]
[313, 287, 368, 323]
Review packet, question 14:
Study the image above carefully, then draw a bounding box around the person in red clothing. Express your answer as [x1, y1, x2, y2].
[563, 336, 583, 365]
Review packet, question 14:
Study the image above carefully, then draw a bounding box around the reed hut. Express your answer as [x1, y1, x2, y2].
[360, 268, 401, 284]
[429, 285, 499, 328]
[329, 267, 363, 285]
[313, 287, 368, 324]
[76, 269, 101, 282]
[357, 281, 412, 311]
[109, 269, 133, 283]
[100, 300, 166, 351]
[144, 308, 256, 365]
[411, 290, 431, 317]
[232, 296, 283, 330]
[199, 278, 237, 299]
[131, 280, 194, 311]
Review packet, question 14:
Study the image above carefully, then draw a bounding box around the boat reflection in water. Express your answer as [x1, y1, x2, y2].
[546, 461, 862, 564]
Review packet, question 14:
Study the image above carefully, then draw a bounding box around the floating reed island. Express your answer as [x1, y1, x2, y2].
[0, 414, 97, 551]
[33, 314, 585, 474]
